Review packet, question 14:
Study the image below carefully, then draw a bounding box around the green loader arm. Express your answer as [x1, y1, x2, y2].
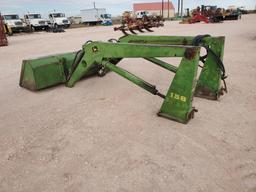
[66, 41, 200, 123]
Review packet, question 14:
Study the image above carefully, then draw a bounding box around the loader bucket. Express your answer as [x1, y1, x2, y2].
[19, 52, 99, 91]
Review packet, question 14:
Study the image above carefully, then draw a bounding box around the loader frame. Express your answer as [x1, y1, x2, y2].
[118, 35, 226, 100]
[19, 35, 226, 124]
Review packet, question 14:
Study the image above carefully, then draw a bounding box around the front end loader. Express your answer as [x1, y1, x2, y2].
[19, 35, 227, 124]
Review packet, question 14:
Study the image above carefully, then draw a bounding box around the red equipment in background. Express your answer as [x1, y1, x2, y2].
[181, 5, 224, 24]
[0, 13, 8, 46]
[190, 7, 210, 23]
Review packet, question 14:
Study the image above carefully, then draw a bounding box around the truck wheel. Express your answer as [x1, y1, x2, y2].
[45, 26, 49, 31]
[5, 25, 13, 36]
[28, 26, 35, 32]
[7, 31, 13, 36]
[53, 24, 59, 32]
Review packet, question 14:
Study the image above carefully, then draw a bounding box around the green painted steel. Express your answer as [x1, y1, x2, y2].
[144, 57, 178, 73]
[195, 37, 225, 99]
[119, 35, 203, 45]
[158, 53, 200, 123]
[104, 61, 159, 95]
[119, 35, 226, 100]
[19, 35, 226, 123]
[64, 41, 200, 123]
[66, 42, 194, 87]
[20, 52, 76, 90]
[19, 52, 99, 90]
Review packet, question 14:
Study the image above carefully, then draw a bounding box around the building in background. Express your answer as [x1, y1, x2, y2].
[133, 2, 175, 18]
[228, 5, 238, 10]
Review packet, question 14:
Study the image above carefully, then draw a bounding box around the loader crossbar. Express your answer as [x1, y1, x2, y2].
[119, 35, 226, 99]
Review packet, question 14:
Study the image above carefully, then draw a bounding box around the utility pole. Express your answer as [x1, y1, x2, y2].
[162, 0, 164, 18]
[181, 0, 183, 18]
[168, 0, 170, 18]
[93, 2, 96, 9]
[177, 0, 180, 17]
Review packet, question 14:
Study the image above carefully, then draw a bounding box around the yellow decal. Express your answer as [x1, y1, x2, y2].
[170, 92, 187, 102]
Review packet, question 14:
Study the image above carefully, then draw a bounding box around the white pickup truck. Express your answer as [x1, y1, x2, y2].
[48, 12, 70, 28]
[24, 13, 48, 31]
[3, 14, 29, 32]
[135, 11, 151, 19]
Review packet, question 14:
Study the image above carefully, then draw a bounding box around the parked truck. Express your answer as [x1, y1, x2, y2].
[48, 12, 70, 28]
[135, 11, 151, 19]
[80, 8, 112, 25]
[3, 14, 30, 33]
[24, 13, 49, 31]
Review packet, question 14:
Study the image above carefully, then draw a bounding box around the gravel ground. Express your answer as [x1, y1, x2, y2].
[0, 14, 255, 192]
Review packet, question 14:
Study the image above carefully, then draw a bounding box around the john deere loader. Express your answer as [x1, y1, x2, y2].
[19, 35, 227, 124]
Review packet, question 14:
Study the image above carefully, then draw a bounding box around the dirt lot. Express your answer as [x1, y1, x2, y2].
[0, 14, 256, 192]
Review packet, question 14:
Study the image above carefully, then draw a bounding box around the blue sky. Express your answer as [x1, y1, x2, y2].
[1, 0, 255, 17]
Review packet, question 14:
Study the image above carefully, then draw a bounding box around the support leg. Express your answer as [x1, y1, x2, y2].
[158, 50, 200, 123]
[195, 37, 225, 99]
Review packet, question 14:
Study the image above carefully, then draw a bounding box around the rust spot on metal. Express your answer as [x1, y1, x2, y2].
[185, 48, 197, 60]
[92, 46, 99, 53]
[21, 80, 37, 91]
[194, 86, 218, 100]
[187, 107, 198, 120]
